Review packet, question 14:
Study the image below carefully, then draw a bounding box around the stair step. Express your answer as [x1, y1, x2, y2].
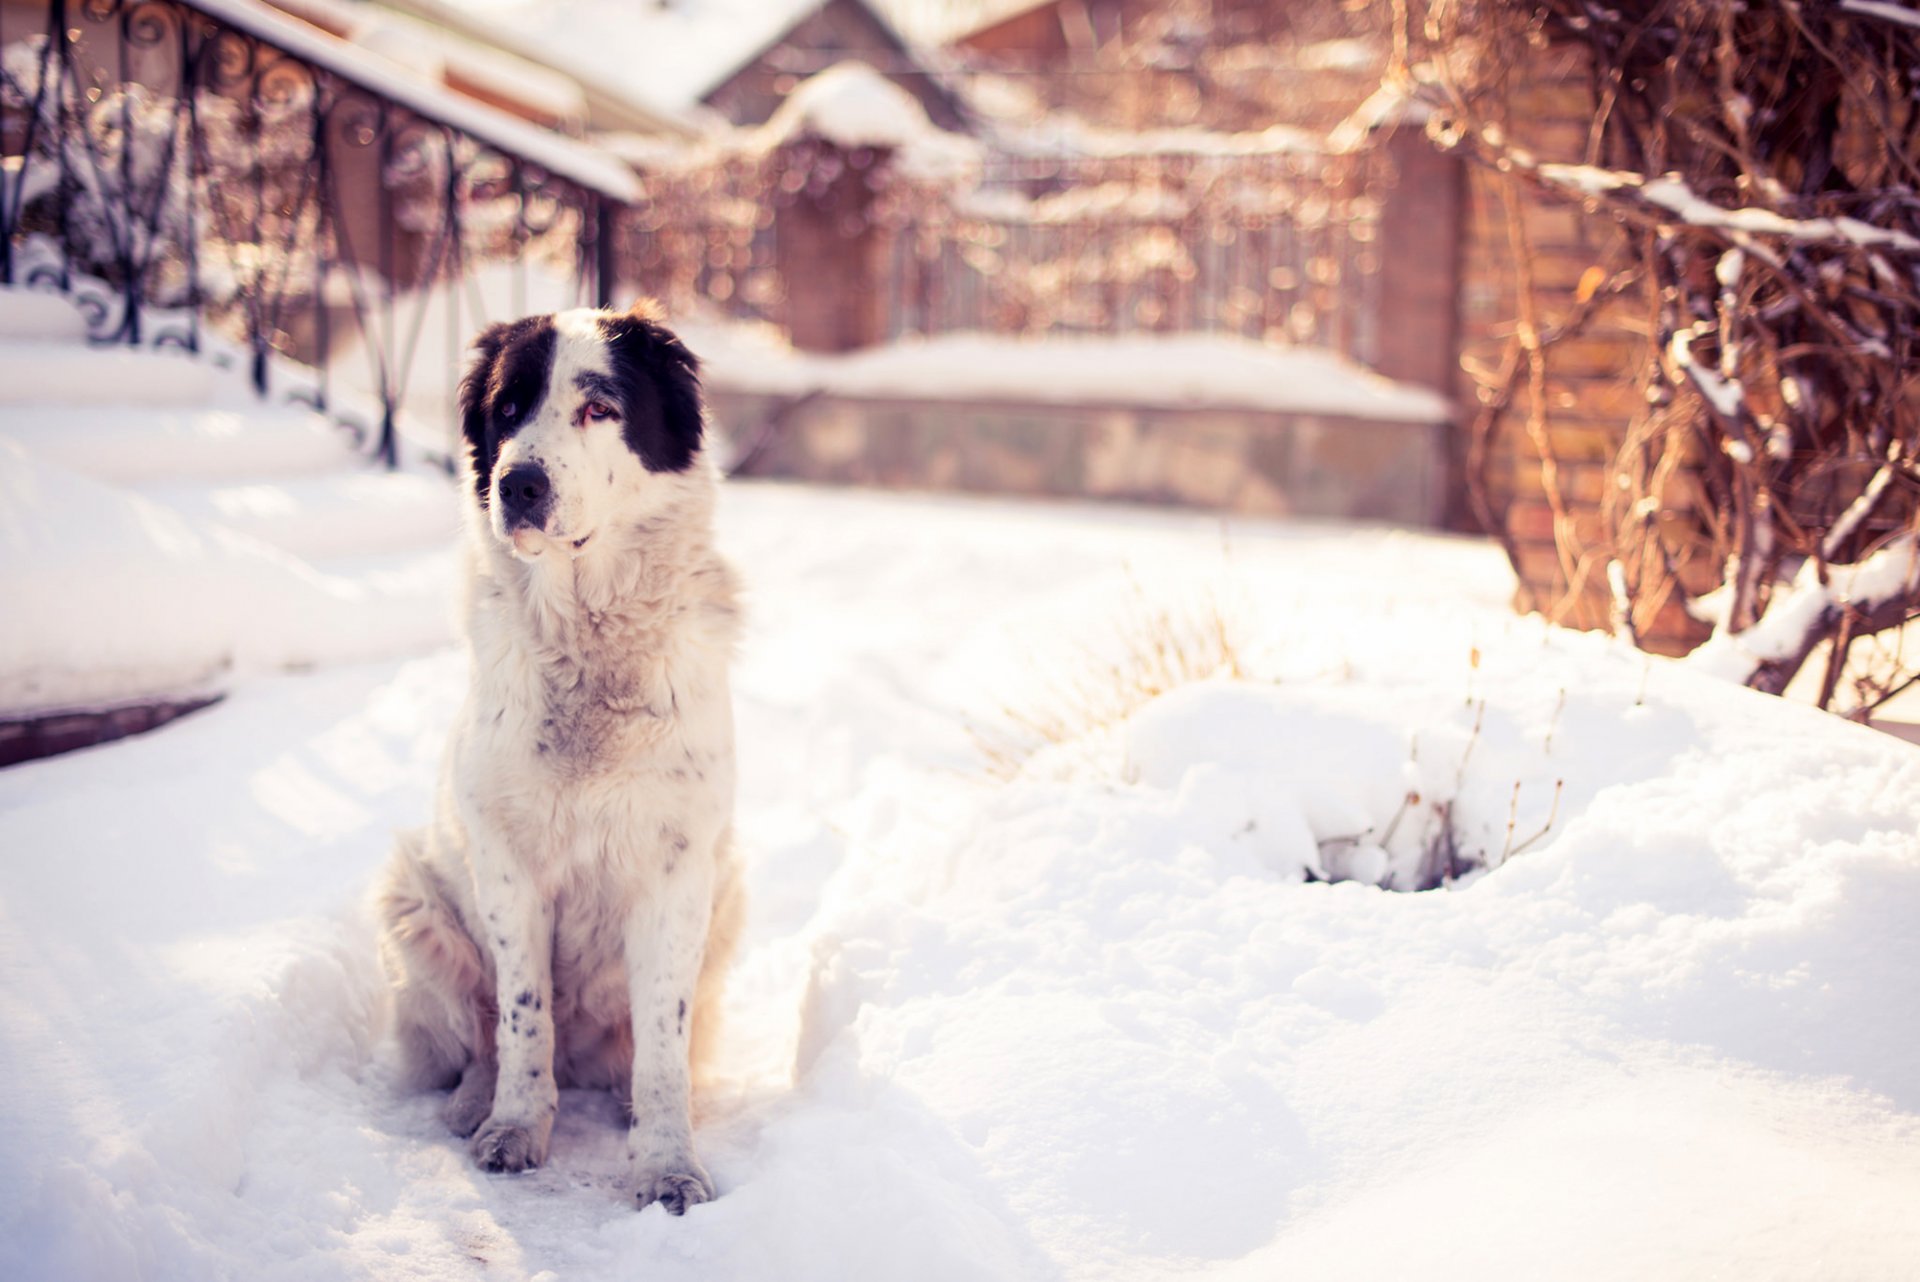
[0, 405, 357, 484]
[309, 542, 460, 618]
[133, 470, 461, 563]
[0, 343, 220, 408]
[0, 288, 90, 344]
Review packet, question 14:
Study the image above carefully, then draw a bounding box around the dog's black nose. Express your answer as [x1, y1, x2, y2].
[498, 464, 551, 527]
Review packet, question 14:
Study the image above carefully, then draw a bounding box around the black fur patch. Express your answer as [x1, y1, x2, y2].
[597, 308, 704, 473]
[458, 314, 558, 506]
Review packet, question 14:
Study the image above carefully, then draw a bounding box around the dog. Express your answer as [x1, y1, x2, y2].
[377, 300, 743, 1215]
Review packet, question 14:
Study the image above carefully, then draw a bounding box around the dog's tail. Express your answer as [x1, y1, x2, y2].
[378, 828, 490, 1088]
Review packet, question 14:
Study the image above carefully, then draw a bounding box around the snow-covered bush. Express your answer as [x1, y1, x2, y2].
[978, 593, 1569, 891]
[1420, 0, 1920, 716]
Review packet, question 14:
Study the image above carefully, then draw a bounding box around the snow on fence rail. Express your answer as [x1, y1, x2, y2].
[0, 0, 631, 464]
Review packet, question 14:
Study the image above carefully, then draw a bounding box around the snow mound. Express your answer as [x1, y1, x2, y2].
[1115, 673, 1686, 890]
[0, 442, 453, 716]
[801, 615, 1920, 1278]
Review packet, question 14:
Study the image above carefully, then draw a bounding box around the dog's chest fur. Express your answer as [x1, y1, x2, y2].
[459, 536, 738, 896]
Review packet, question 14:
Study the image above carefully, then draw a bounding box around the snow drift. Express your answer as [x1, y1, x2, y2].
[1, 485, 1916, 1281]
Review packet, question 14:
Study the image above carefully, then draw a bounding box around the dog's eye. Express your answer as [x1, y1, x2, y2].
[584, 400, 616, 423]
[498, 401, 519, 421]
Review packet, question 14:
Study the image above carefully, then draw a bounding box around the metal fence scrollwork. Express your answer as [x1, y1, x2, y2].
[0, 0, 630, 465]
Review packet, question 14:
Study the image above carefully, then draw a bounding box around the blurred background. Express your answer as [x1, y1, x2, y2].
[6, 0, 1920, 756]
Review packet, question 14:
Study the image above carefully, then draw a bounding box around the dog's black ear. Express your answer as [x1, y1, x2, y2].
[600, 301, 703, 474]
[459, 321, 511, 507]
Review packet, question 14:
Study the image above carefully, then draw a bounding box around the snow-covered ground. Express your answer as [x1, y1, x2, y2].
[3, 482, 1918, 1281]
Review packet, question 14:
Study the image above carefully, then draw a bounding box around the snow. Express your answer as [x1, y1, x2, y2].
[759, 63, 981, 178]
[0, 288, 90, 343]
[996, 118, 1328, 160]
[267, 0, 589, 125]
[428, 0, 838, 116]
[617, 62, 979, 181]
[1841, 0, 1920, 32]
[0, 441, 456, 716]
[764, 61, 935, 151]
[0, 404, 362, 484]
[1688, 531, 1920, 681]
[1295, 37, 1382, 73]
[1536, 163, 1920, 253]
[1667, 324, 1745, 420]
[0, 286, 459, 717]
[0, 343, 221, 408]
[687, 325, 1453, 422]
[3, 482, 1919, 1279]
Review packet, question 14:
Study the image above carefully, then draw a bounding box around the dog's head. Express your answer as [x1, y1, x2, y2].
[457, 300, 704, 560]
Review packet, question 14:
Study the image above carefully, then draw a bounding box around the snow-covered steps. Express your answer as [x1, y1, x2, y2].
[0, 287, 462, 745]
[133, 470, 460, 562]
[0, 342, 221, 408]
[0, 288, 90, 343]
[0, 404, 357, 484]
[0, 441, 459, 720]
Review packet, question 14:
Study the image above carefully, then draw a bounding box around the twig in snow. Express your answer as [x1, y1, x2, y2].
[1502, 779, 1565, 863]
[1543, 687, 1567, 755]
[1453, 699, 1486, 795]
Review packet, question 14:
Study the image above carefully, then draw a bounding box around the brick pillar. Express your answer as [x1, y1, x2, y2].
[1366, 120, 1468, 527]
[774, 139, 892, 352]
[1369, 122, 1466, 397]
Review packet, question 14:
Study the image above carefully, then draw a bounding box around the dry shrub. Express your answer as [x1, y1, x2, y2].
[1416, 0, 1920, 715]
[974, 583, 1248, 779]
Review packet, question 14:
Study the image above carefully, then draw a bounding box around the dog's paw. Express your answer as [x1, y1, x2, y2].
[634, 1166, 715, 1215]
[471, 1120, 548, 1174]
[443, 1091, 492, 1140]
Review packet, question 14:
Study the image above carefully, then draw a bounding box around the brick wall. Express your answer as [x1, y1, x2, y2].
[1455, 43, 1711, 654]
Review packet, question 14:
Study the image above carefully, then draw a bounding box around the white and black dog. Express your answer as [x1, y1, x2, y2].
[377, 301, 743, 1214]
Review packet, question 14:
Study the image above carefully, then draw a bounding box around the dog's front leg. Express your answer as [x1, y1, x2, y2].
[625, 842, 717, 1214]
[468, 850, 559, 1173]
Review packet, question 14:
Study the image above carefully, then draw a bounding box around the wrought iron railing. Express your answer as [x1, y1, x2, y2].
[0, 0, 636, 464]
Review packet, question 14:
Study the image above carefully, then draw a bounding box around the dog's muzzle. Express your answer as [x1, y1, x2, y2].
[497, 463, 552, 531]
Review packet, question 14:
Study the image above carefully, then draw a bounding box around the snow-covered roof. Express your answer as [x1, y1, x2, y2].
[413, 0, 893, 117]
[183, 0, 642, 199]
[595, 63, 979, 180]
[265, 0, 587, 125]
